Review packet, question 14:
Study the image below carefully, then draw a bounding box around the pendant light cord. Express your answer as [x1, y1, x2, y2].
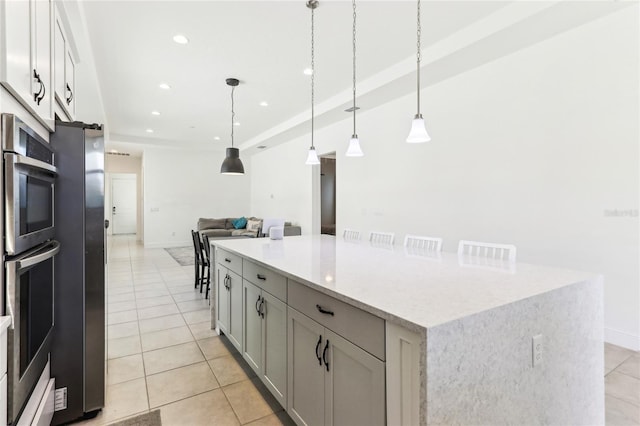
[311, 5, 315, 149]
[230, 86, 235, 148]
[416, 0, 421, 116]
[352, 0, 357, 137]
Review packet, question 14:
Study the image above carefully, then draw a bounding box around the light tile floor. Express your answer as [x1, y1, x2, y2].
[81, 235, 292, 426]
[84, 236, 639, 426]
[605, 343, 640, 425]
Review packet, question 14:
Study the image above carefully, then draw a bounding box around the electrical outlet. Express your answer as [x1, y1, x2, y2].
[532, 334, 543, 367]
[54, 387, 67, 411]
[171, 231, 176, 237]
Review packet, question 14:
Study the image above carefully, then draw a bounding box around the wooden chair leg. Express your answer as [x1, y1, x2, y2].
[194, 258, 200, 288]
[205, 265, 211, 299]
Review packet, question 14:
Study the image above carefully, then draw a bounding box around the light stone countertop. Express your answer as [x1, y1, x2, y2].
[213, 235, 598, 330]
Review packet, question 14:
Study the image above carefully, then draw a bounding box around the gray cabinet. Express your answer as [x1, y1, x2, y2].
[287, 307, 385, 426]
[243, 280, 287, 407]
[216, 265, 242, 352]
[287, 307, 325, 426]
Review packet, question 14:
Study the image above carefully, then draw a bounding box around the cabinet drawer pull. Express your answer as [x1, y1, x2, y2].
[33, 69, 45, 104]
[256, 274, 266, 281]
[315, 335, 323, 366]
[323, 340, 330, 371]
[224, 258, 231, 263]
[316, 304, 334, 316]
[66, 83, 73, 105]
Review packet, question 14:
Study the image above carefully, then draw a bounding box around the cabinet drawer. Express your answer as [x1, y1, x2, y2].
[288, 281, 385, 361]
[216, 248, 242, 276]
[243, 260, 287, 302]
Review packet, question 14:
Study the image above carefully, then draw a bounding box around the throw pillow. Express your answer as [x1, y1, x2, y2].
[245, 219, 262, 237]
[232, 217, 247, 229]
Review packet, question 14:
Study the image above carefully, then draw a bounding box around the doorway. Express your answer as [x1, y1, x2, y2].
[110, 174, 137, 235]
[320, 154, 336, 235]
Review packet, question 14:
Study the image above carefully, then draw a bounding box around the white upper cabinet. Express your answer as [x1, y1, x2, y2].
[0, 0, 54, 130]
[53, 4, 76, 121]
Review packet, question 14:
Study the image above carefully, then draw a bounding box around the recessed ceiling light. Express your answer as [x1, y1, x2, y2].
[159, 83, 171, 90]
[214, 136, 221, 140]
[146, 129, 154, 133]
[303, 68, 313, 75]
[259, 101, 269, 107]
[173, 34, 189, 44]
[234, 122, 240, 126]
[110, 149, 118, 153]
[151, 111, 160, 116]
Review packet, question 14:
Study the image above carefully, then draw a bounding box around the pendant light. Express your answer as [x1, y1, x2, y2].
[345, 0, 363, 157]
[305, 0, 320, 165]
[220, 78, 245, 175]
[406, 0, 431, 143]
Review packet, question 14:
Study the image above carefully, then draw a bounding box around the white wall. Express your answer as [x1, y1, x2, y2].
[250, 7, 639, 350]
[105, 155, 144, 241]
[143, 148, 250, 248]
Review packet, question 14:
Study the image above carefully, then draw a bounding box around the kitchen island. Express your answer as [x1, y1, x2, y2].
[210, 235, 603, 425]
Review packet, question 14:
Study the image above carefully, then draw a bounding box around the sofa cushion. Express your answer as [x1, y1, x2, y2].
[200, 229, 233, 238]
[198, 218, 226, 231]
[231, 229, 248, 237]
[225, 218, 236, 229]
[232, 217, 247, 229]
[237, 231, 259, 238]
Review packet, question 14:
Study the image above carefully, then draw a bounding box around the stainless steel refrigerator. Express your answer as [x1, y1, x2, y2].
[50, 121, 105, 424]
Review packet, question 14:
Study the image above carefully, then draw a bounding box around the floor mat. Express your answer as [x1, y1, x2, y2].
[165, 246, 194, 266]
[108, 410, 161, 426]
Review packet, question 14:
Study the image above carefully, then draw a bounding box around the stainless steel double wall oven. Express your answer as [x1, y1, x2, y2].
[1, 114, 59, 424]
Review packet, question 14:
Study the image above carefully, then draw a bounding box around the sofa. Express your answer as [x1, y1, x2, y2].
[197, 217, 302, 240]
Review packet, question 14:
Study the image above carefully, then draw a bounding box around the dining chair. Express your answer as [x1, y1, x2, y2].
[201, 234, 212, 299]
[369, 231, 395, 246]
[190, 230, 204, 289]
[343, 229, 361, 241]
[404, 235, 443, 252]
[457, 240, 517, 262]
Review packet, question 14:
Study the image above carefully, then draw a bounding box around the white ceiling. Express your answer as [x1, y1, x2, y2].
[81, 1, 628, 157]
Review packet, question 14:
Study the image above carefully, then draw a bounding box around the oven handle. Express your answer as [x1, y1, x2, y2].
[9, 153, 58, 176]
[16, 241, 60, 269]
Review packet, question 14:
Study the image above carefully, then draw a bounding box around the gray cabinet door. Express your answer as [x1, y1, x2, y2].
[228, 269, 243, 352]
[216, 265, 230, 334]
[262, 291, 287, 407]
[243, 280, 262, 374]
[287, 307, 325, 426]
[324, 329, 385, 426]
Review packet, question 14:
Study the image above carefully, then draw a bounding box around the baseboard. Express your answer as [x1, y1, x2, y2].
[605, 327, 640, 351]
[144, 240, 191, 249]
